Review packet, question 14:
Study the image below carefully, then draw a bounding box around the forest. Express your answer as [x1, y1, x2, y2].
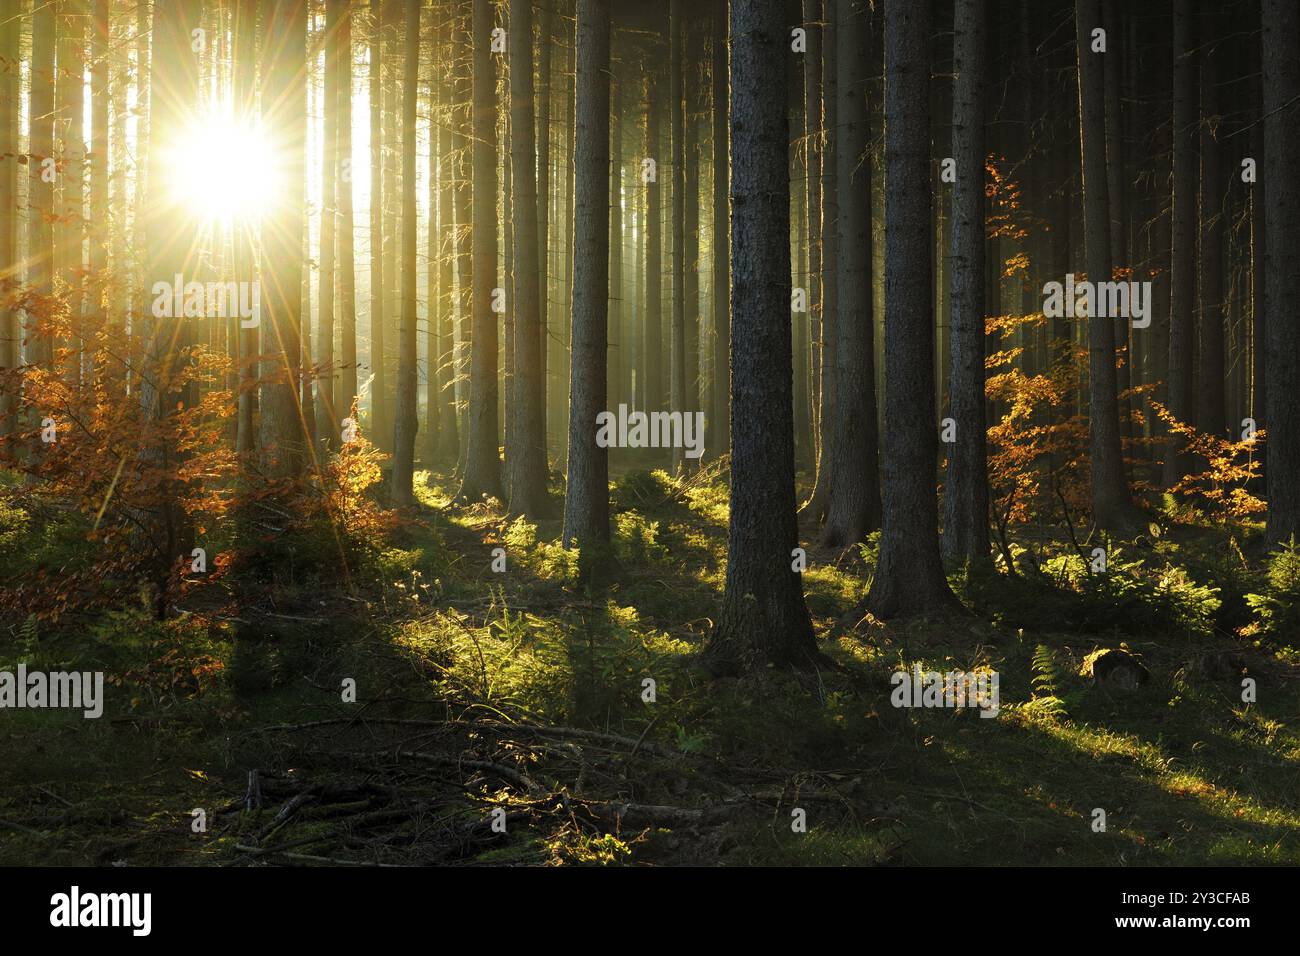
[0, 0, 1297, 872]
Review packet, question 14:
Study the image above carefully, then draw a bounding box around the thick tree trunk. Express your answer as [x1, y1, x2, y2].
[458, 0, 503, 501]
[704, 0, 818, 674]
[507, 0, 548, 515]
[821, 0, 880, 548]
[865, 0, 960, 619]
[561, 0, 611, 554]
[1263, 0, 1300, 547]
[942, 0, 990, 566]
[1077, 0, 1132, 527]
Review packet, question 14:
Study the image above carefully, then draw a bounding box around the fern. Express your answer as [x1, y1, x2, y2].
[1026, 644, 1069, 719]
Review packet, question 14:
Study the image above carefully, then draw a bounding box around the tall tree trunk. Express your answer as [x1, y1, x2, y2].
[536, 0, 553, 450]
[865, 0, 960, 619]
[368, 0, 388, 446]
[28, 0, 56, 376]
[801, 0, 837, 522]
[669, 0, 687, 472]
[1164, 0, 1197, 487]
[644, 66, 663, 414]
[820, 0, 879, 547]
[458, 0, 503, 500]
[87, 0, 109, 392]
[392, 0, 420, 504]
[318, 0, 343, 451]
[0, 1, 21, 444]
[942, 0, 990, 566]
[798, 0, 822, 473]
[260, 0, 308, 479]
[562, 0, 611, 554]
[704, 0, 818, 674]
[1077, 0, 1132, 527]
[710, 0, 730, 457]
[1263, 0, 1300, 547]
[1196, 6, 1226, 439]
[507, 0, 548, 515]
[337, 0, 358, 435]
[434, 1, 458, 462]
[234, 0, 258, 456]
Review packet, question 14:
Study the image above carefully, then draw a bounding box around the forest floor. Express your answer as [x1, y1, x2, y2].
[2, 461, 1299, 866]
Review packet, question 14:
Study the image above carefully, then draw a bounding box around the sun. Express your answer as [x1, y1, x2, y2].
[164, 110, 278, 222]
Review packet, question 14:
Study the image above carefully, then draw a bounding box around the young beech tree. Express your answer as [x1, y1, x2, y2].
[704, 0, 819, 674]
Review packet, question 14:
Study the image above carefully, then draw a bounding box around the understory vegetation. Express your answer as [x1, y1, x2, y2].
[2, 463, 1297, 866]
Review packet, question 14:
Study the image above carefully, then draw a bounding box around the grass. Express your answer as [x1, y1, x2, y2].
[1, 465, 1298, 866]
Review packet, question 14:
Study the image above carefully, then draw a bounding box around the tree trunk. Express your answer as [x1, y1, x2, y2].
[1077, 0, 1132, 527]
[368, 0, 387, 446]
[336, 0, 358, 438]
[536, 0, 553, 451]
[318, 0, 343, 451]
[820, 0, 880, 548]
[669, 0, 687, 472]
[644, 67, 663, 414]
[1164, 0, 1197, 487]
[0, 2, 21, 444]
[1196, 5, 1226, 440]
[507, 0, 548, 515]
[710, 0, 730, 457]
[561, 0, 611, 554]
[801, 0, 837, 522]
[260, 0, 309, 479]
[864, 0, 960, 619]
[704, 0, 818, 674]
[392, 0, 420, 504]
[458, 0, 503, 501]
[942, 0, 990, 566]
[1263, 0, 1300, 547]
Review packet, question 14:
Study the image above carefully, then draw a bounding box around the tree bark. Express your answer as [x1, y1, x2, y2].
[704, 0, 818, 674]
[507, 0, 548, 515]
[562, 0, 611, 555]
[1263, 0, 1300, 547]
[821, 0, 880, 548]
[865, 0, 960, 619]
[1077, 0, 1132, 527]
[458, 0, 503, 501]
[392, 0, 421, 504]
[1164, 0, 1197, 487]
[942, 0, 990, 566]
